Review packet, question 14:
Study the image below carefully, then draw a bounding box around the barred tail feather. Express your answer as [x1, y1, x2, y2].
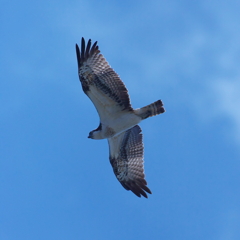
[134, 100, 165, 120]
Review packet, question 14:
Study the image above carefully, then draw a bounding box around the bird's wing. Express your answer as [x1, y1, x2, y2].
[76, 38, 133, 123]
[108, 125, 151, 198]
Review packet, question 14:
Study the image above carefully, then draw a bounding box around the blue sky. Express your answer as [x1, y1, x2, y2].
[1, 0, 240, 239]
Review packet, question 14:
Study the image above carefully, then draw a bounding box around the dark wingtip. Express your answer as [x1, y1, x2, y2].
[76, 44, 81, 68]
[90, 41, 99, 55]
[76, 38, 100, 66]
[81, 37, 86, 60]
[126, 180, 152, 198]
[131, 189, 148, 198]
[85, 39, 92, 58]
[141, 185, 152, 195]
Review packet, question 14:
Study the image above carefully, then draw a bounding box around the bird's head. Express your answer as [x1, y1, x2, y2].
[88, 129, 103, 140]
[88, 123, 103, 139]
[88, 130, 94, 139]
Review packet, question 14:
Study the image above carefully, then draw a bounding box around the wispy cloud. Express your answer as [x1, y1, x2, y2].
[211, 79, 240, 142]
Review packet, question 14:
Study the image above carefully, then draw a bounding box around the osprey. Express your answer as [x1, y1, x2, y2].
[76, 38, 165, 198]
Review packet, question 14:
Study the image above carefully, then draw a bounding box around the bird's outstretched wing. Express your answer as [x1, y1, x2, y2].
[108, 125, 151, 198]
[76, 38, 133, 122]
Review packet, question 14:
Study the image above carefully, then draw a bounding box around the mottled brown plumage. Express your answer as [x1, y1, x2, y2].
[109, 125, 151, 198]
[76, 38, 165, 198]
[76, 38, 133, 111]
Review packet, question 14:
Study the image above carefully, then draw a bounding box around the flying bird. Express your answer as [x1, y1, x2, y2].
[76, 38, 165, 198]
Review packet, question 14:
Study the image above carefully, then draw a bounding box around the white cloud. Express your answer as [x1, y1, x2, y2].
[211, 79, 240, 142]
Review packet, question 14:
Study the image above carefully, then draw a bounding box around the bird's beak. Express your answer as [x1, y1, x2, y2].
[88, 132, 93, 139]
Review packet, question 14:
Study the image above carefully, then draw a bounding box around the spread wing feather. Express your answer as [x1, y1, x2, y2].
[108, 125, 151, 198]
[76, 38, 133, 121]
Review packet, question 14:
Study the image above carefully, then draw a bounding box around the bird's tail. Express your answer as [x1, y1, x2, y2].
[134, 100, 165, 120]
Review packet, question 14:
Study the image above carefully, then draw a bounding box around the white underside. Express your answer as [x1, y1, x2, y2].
[87, 86, 141, 139]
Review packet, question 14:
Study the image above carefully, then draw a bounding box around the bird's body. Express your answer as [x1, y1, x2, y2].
[76, 38, 165, 198]
[85, 86, 142, 139]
